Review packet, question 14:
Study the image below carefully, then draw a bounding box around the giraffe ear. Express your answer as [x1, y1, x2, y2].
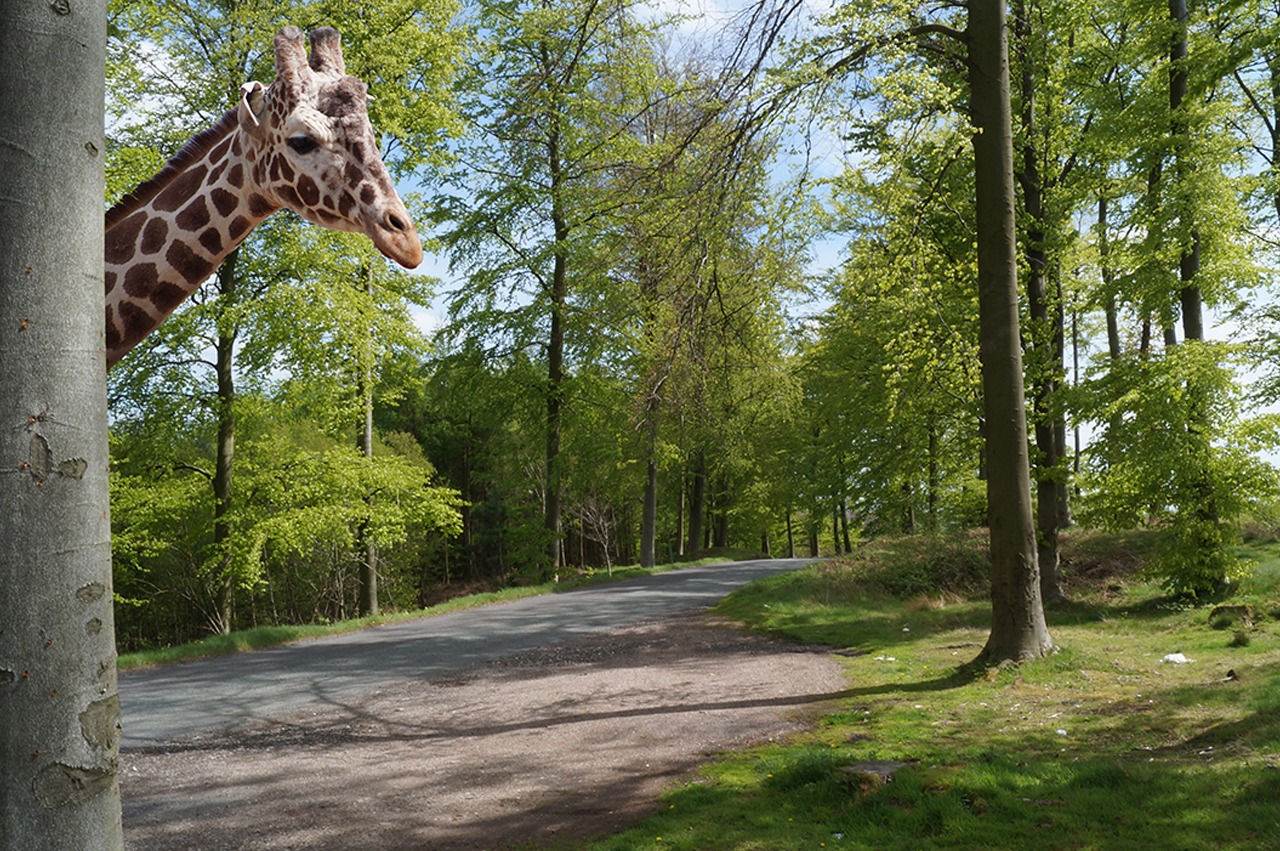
[238, 81, 268, 139]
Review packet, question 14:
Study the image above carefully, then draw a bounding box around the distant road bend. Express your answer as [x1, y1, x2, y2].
[118, 557, 819, 749]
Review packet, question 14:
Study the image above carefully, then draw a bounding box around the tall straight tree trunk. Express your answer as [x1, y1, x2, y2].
[638, 255, 660, 570]
[641, 454, 658, 568]
[968, 0, 1055, 663]
[1271, 52, 1280, 223]
[357, 267, 378, 617]
[1099, 197, 1124, 360]
[212, 250, 238, 635]
[686, 451, 706, 555]
[675, 470, 686, 557]
[1169, 0, 1202, 341]
[1014, 0, 1066, 605]
[0, 5, 123, 846]
[544, 94, 567, 574]
[713, 480, 729, 549]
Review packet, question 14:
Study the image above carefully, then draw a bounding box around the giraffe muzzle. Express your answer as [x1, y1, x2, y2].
[370, 206, 423, 269]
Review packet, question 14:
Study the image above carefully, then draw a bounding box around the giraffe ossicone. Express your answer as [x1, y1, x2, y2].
[104, 25, 423, 370]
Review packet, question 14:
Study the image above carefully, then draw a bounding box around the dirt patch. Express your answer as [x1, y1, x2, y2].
[121, 613, 845, 850]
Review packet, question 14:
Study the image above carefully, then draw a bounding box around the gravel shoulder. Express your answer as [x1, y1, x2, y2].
[121, 613, 846, 850]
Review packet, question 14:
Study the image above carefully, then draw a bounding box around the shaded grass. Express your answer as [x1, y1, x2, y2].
[583, 531, 1280, 851]
[116, 550, 763, 670]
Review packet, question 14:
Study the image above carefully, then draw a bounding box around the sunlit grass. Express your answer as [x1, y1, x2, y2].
[584, 531, 1280, 851]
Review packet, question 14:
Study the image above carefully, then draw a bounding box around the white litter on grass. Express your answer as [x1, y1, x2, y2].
[873, 655, 897, 662]
[1162, 653, 1194, 664]
[1055, 729, 1067, 736]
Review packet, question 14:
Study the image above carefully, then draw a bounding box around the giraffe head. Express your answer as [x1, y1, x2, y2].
[238, 27, 423, 268]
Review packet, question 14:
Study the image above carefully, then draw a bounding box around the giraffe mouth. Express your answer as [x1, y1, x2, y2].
[369, 208, 424, 269]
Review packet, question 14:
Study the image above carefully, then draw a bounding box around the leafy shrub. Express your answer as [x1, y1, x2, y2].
[825, 531, 991, 600]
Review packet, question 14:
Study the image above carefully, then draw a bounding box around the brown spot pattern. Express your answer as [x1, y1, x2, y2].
[153, 166, 207, 212]
[151, 282, 188, 313]
[248, 194, 275, 217]
[105, 212, 146, 265]
[211, 188, 238, 217]
[297, 174, 320, 208]
[140, 219, 168, 256]
[105, 310, 121, 349]
[123, 263, 159, 296]
[229, 216, 252, 241]
[208, 136, 232, 163]
[276, 184, 303, 210]
[198, 227, 224, 255]
[166, 242, 209, 285]
[176, 197, 211, 231]
[227, 163, 244, 188]
[119, 301, 151, 338]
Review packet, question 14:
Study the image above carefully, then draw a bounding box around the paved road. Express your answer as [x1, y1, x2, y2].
[118, 558, 817, 749]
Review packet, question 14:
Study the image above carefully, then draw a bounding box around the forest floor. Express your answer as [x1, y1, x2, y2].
[120, 613, 846, 850]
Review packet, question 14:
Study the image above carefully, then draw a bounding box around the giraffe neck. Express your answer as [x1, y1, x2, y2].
[104, 110, 280, 369]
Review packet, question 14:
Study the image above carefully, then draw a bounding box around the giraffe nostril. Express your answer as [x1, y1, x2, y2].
[385, 212, 407, 233]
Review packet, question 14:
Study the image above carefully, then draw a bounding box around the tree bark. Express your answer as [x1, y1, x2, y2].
[0, 5, 123, 846]
[686, 451, 706, 555]
[357, 273, 378, 617]
[641, 455, 658, 568]
[1169, 0, 1203, 342]
[212, 250, 238, 635]
[1099, 197, 1124, 360]
[1014, 0, 1066, 605]
[545, 126, 567, 574]
[968, 0, 1055, 663]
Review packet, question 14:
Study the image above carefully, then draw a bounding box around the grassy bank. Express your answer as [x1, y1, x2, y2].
[116, 549, 764, 670]
[585, 530, 1280, 850]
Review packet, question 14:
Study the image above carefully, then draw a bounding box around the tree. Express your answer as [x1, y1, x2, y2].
[0, 4, 124, 847]
[802, 0, 1053, 660]
[1077, 343, 1278, 595]
[968, 0, 1054, 661]
[440, 0, 665, 572]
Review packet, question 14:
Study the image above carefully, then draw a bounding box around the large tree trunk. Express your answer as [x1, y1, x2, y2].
[641, 456, 658, 568]
[968, 0, 1055, 663]
[212, 251, 238, 635]
[545, 115, 567, 574]
[357, 290, 378, 617]
[686, 451, 706, 555]
[0, 6, 123, 846]
[1169, 0, 1202, 342]
[1014, 0, 1067, 605]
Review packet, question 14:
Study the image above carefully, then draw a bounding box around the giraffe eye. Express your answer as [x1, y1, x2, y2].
[286, 135, 320, 155]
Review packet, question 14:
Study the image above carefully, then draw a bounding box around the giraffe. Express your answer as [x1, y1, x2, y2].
[103, 25, 422, 370]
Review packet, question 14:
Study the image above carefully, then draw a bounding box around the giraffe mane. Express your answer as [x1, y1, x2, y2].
[105, 108, 240, 231]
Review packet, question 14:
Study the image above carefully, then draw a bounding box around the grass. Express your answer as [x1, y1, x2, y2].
[115, 549, 765, 670]
[582, 529, 1280, 851]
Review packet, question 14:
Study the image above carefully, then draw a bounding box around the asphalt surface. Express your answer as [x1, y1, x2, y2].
[118, 558, 818, 750]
